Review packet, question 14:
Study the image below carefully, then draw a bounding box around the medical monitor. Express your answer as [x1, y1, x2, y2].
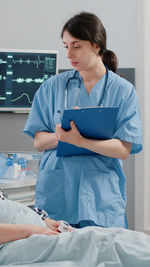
[0, 49, 58, 112]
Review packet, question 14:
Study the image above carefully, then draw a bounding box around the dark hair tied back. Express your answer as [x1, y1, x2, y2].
[102, 50, 118, 73]
[62, 12, 118, 73]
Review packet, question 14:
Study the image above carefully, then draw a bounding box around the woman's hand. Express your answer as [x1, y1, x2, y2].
[44, 218, 74, 233]
[44, 218, 60, 232]
[26, 224, 59, 236]
[55, 121, 84, 147]
[0, 223, 59, 244]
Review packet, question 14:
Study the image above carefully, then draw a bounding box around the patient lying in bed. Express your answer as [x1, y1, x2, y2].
[1, 198, 150, 266]
[0, 189, 72, 244]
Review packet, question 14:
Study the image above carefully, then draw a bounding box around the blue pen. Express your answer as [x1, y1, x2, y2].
[57, 110, 63, 123]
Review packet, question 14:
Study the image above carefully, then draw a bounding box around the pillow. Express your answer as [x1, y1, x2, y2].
[0, 199, 45, 227]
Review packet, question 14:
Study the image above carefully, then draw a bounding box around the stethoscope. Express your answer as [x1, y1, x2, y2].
[64, 67, 109, 109]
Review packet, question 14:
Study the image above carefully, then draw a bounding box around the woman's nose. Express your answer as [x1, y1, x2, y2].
[67, 47, 73, 58]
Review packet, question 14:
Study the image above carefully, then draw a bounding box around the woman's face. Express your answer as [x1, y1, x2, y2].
[62, 30, 99, 72]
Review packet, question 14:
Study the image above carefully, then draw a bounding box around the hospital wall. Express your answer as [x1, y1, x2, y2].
[0, 0, 138, 230]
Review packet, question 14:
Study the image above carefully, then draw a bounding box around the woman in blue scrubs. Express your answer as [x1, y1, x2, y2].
[24, 12, 143, 229]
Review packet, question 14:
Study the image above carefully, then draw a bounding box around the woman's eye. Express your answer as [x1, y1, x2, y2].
[63, 45, 80, 49]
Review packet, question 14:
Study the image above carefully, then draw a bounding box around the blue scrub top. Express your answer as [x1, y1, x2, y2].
[24, 70, 143, 228]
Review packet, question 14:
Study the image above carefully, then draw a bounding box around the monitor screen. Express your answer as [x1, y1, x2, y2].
[0, 49, 58, 112]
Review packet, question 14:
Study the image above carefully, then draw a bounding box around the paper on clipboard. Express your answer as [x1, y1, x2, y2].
[56, 107, 119, 157]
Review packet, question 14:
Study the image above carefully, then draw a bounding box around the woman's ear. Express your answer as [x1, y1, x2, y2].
[93, 43, 100, 54]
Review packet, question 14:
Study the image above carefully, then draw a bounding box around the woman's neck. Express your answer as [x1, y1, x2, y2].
[80, 59, 106, 84]
[79, 59, 106, 94]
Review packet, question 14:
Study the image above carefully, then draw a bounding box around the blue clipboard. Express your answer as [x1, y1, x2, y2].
[56, 107, 119, 157]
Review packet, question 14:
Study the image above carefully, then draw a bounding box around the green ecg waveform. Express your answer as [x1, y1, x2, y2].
[13, 56, 45, 69]
[11, 93, 32, 104]
[12, 77, 44, 83]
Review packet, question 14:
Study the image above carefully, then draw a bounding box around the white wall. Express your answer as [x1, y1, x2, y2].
[0, 0, 137, 69]
[135, 0, 150, 234]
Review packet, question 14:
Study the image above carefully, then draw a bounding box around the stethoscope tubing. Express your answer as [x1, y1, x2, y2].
[65, 72, 81, 109]
[65, 67, 108, 109]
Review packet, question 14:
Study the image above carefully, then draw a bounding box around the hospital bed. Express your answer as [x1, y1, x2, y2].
[0, 199, 150, 267]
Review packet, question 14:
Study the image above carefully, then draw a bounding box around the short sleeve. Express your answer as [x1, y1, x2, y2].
[0, 199, 45, 227]
[113, 86, 143, 154]
[23, 79, 53, 138]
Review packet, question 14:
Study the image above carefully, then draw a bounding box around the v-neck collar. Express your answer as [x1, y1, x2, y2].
[77, 71, 107, 107]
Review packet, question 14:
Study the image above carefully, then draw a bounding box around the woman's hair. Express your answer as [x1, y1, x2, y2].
[61, 12, 118, 73]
